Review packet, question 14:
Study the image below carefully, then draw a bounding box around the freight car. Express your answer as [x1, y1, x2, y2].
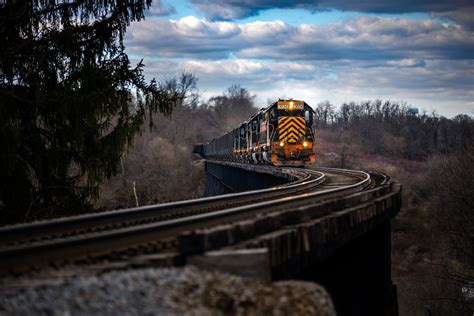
[203, 99, 316, 166]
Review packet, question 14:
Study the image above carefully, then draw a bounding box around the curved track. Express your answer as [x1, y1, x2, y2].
[0, 164, 387, 273]
[0, 168, 324, 247]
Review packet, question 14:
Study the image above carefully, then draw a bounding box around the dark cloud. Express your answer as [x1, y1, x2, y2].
[431, 7, 474, 30]
[318, 0, 471, 14]
[191, 0, 474, 30]
[147, 0, 176, 17]
[191, 0, 316, 20]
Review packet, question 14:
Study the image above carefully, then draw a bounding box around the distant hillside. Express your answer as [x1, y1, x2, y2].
[315, 127, 473, 315]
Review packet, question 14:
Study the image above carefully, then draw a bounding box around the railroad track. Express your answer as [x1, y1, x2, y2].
[0, 167, 323, 247]
[0, 164, 384, 274]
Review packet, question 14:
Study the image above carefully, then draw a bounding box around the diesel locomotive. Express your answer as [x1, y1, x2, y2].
[203, 99, 316, 166]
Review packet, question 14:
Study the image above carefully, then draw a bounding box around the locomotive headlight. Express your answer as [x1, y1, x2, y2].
[279, 142, 284, 147]
[303, 141, 308, 147]
[289, 101, 294, 110]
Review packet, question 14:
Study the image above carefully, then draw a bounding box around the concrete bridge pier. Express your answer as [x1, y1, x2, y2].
[295, 220, 397, 316]
[204, 161, 289, 196]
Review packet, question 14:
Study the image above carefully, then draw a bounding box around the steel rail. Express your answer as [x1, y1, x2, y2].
[0, 167, 325, 246]
[0, 168, 372, 271]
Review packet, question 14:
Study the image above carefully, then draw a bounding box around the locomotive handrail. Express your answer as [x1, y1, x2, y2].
[269, 123, 276, 143]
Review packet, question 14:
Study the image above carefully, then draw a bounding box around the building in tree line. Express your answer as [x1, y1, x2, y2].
[408, 107, 419, 116]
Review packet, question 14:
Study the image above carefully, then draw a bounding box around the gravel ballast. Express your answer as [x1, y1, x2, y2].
[0, 266, 335, 315]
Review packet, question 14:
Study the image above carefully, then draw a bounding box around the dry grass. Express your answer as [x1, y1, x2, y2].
[96, 128, 205, 211]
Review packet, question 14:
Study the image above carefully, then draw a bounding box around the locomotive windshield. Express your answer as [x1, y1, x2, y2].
[277, 109, 304, 117]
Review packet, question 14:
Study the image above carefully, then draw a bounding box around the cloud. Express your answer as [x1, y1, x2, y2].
[190, 0, 474, 30]
[147, 0, 176, 16]
[140, 59, 473, 98]
[126, 16, 474, 61]
[123, 12, 474, 117]
[138, 58, 474, 117]
[386, 59, 426, 67]
[317, 0, 470, 14]
[431, 7, 474, 30]
[142, 59, 317, 84]
[126, 16, 241, 59]
[191, 0, 315, 20]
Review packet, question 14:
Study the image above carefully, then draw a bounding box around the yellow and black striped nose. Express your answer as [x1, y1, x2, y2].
[278, 117, 305, 143]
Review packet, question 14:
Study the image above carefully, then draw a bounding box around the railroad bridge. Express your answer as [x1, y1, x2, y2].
[0, 159, 401, 315]
[186, 160, 401, 315]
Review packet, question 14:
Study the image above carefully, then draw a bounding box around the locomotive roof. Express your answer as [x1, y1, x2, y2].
[206, 99, 316, 143]
[222, 99, 315, 135]
[247, 99, 314, 121]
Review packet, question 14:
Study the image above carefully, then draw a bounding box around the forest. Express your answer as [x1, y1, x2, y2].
[313, 100, 472, 160]
[312, 100, 473, 315]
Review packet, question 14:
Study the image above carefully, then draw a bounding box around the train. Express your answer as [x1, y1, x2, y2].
[201, 99, 316, 166]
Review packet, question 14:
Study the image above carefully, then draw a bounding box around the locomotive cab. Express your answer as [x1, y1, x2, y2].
[269, 100, 316, 166]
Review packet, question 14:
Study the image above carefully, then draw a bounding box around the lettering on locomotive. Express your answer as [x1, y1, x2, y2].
[277, 100, 304, 110]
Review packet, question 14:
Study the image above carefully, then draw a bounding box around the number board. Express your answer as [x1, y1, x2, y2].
[277, 101, 304, 110]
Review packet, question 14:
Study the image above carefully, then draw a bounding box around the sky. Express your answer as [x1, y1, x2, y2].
[124, 0, 474, 117]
